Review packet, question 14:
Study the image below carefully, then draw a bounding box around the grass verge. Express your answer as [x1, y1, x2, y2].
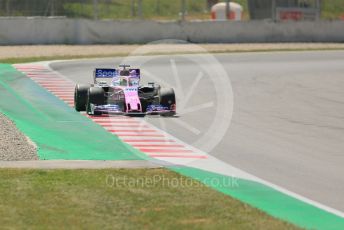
[2, 47, 344, 64]
[0, 168, 300, 229]
[0, 54, 129, 64]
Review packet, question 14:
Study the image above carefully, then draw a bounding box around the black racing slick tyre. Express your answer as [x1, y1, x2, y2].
[86, 87, 105, 115]
[74, 84, 91, 111]
[159, 88, 176, 117]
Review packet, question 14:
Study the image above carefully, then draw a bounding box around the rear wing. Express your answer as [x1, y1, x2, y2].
[93, 68, 141, 83]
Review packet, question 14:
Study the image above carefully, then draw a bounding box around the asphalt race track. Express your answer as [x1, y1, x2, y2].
[51, 50, 344, 212]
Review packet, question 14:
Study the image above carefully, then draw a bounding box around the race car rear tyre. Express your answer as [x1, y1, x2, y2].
[159, 88, 176, 117]
[86, 87, 105, 115]
[74, 84, 91, 111]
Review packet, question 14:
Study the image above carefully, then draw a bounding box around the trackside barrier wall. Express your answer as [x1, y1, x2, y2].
[0, 18, 344, 44]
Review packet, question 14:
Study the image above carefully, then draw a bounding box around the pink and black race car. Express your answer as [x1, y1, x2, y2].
[74, 65, 176, 116]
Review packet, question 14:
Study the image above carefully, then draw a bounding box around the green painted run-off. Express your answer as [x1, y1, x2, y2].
[170, 166, 344, 230]
[0, 64, 145, 160]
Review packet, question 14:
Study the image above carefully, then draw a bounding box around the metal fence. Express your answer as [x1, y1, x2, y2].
[248, 0, 321, 20]
[0, 0, 214, 20]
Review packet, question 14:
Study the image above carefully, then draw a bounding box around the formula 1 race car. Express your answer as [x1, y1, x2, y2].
[74, 65, 176, 116]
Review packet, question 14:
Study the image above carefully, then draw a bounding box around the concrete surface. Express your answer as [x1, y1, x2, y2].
[0, 160, 161, 169]
[1, 18, 344, 44]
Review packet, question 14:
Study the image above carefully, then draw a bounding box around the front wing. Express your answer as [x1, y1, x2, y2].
[92, 104, 175, 115]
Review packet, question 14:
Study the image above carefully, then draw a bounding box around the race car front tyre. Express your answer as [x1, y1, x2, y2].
[86, 87, 105, 115]
[159, 88, 176, 117]
[74, 84, 91, 111]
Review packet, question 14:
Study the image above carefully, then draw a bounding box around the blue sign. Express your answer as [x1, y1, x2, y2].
[95, 68, 117, 78]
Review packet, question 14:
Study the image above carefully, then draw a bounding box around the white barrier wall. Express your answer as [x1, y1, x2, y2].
[0, 18, 343, 44]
